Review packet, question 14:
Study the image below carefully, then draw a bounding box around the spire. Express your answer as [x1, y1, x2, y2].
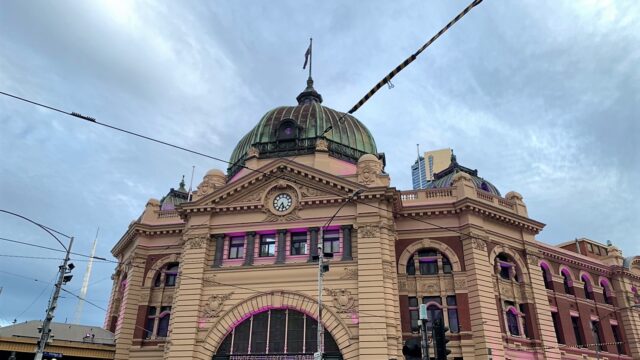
[179, 175, 186, 192]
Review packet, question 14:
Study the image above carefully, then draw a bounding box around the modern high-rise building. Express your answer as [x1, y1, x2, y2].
[411, 148, 453, 189]
[104, 78, 640, 360]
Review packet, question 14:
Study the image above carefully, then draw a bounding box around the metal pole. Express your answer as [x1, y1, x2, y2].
[420, 319, 429, 360]
[34, 236, 73, 360]
[317, 229, 324, 359]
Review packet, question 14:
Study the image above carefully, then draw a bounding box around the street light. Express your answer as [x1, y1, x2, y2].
[315, 189, 363, 360]
[0, 210, 75, 360]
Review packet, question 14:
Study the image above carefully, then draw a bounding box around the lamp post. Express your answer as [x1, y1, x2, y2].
[315, 189, 362, 360]
[0, 210, 75, 360]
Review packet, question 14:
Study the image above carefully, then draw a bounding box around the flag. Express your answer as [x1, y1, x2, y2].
[303, 43, 311, 69]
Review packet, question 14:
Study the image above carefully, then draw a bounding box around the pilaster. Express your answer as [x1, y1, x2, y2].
[525, 252, 562, 359]
[462, 232, 505, 359]
[165, 233, 210, 360]
[113, 255, 146, 360]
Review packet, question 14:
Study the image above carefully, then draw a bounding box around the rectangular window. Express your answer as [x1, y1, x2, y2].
[587, 243, 594, 252]
[409, 297, 419, 332]
[290, 232, 308, 255]
[551, 312, 564, 344]
[259, 234, 276, 257]
[228, 236, 245, 259]
[322, 229, 340, 253]
[572, 316, 583, 346]
[612, 324, 624, 354]
[595, 246, 601, 255]
[442, 257, 452, 273]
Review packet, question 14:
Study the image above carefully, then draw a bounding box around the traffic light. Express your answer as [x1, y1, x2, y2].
[433, 319, 451, 360]
[402, 338, 422, 360]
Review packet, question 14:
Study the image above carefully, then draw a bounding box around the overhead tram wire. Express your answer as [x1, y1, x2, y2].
[0, 92, 488, 248]
[0, 236, 107, 261]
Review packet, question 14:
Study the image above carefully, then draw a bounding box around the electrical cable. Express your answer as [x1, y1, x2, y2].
[0, 236, 107, 260]
[0, 91, 485, 246]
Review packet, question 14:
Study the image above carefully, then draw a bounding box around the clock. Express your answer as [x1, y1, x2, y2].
[273, 193, 293, 212]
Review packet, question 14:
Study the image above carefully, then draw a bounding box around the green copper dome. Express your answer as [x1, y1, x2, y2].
[228, 79, 378, 177]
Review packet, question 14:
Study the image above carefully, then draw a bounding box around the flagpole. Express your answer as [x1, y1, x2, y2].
[308, 37, 313, 80]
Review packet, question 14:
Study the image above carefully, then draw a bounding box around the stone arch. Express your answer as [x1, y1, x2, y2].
[488, 245, 529, 281]
[397, 238, 462, 274]
[579, 271, 594, 290]
[200, 290, 354, 359]
[143, 254, 180, 287]
[558, 265, 574, 280]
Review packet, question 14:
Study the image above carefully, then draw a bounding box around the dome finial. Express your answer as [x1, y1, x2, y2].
[179, 175, 186, 192]
[297, 38, 323, 104]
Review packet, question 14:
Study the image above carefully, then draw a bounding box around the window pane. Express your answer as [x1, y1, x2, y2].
[446, 296, 457, 306]
[217, 332, 232, 355]
[507, 311, 519, 336]
[406, 256, 416, 275]
[323, 230, 340, 253]
[233, 319, 251, 354]
[443, 256, 452, 273]
[422, 296, 442, 305]
[250, 312, 269, 353]
[286, 311, 304, 353]
[157, 313, 170, 337]
[269, 310, 286, 353]
[552, 312, 564, 344]
[410, 310, 419, 332]
[259, 235, 276, 257]
[305, 316, 318, 353]
[144, 317, 155, 339]
[572, 316, 583, 346]
[229, 236, 245, 259]
[291, 232, 308, 255]
[420, 261, 438, 275]
[408, 297, 418, 307]
[448, 309, 459, 333]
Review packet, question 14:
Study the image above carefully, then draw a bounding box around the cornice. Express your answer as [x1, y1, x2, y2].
[111, 221, 185, 256]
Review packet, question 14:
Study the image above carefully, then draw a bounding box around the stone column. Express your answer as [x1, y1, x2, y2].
[308, 227, 319, 262]
[276, 229, 287, 264]
[113, 255, 145, 360]
[243, 231, 256, 266]
[212, 234, 225, 268]
[462, 232, 506, 359]
[524, 252, 562, 359]
[341, 225, 353, 261]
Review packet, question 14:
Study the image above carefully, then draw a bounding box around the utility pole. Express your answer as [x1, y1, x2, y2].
[316, 234, 325, 360]
[34, 237, 74, 360]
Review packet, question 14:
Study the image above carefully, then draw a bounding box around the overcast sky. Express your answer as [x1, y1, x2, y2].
[0, 0, 638, 328]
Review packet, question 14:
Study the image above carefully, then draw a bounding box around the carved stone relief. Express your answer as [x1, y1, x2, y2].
[454, 279, 467, 289]
[315, 138, 328, 151]
[357, 165, 377, 185]
[471, 238, 487, 252]
[203, 274, 218, 287]
[185, 235, 206, 250]
[357, 224, 379, 238]
[421, 279, 440, 294]
[325, 289, 357, 313]
[340, 268, 358, 280]
[527, 255, 540, 266]
[203, 292, 234, 318]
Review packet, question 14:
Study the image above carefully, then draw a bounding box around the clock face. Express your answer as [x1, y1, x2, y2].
[273, 193, 293, 212]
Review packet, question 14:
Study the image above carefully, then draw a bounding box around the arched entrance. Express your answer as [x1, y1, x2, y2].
[212, 308, 343, 360]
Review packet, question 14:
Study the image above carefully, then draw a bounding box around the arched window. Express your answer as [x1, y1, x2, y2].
[540, 264, 553, 290]
[601, 280, 613, 305]
[214, 308, 342, 358]
[582, 275, 594, 300]
[505, 306, 520, 336]
[406, 248, 453, 276]
[423, 297, 443, 332]
[496, 253, 519, 282]
[632, 286, 640, 304]
[561, 269, 574, 295]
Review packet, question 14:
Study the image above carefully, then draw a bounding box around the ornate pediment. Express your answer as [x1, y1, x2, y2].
[184, 160, 363, 213]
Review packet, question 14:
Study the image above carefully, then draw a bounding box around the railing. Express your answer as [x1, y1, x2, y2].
[157, 210, 179, 219]
[400, 188, 455, 202]
[476, 190, 516, 210]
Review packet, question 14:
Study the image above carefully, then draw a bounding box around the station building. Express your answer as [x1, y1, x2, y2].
[105, 79, 640, 360]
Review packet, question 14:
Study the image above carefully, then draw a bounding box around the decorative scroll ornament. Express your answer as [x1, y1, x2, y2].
[203, 292, 234, 318]
[357, 165, 376, 185]
[422, 280, 440, 293]
[340, 267, 358, 280]
[325, 289, 357, 313]
[357, 224, 379, 238]
[247, 146, 259, 158]
[315, 138, 328, 151]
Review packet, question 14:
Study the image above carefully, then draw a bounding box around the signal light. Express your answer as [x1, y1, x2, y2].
[433, 319, 452, 360]
[402, 337, 422, 360]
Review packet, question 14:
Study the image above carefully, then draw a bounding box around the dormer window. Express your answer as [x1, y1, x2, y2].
[277, 119, 298, 141]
